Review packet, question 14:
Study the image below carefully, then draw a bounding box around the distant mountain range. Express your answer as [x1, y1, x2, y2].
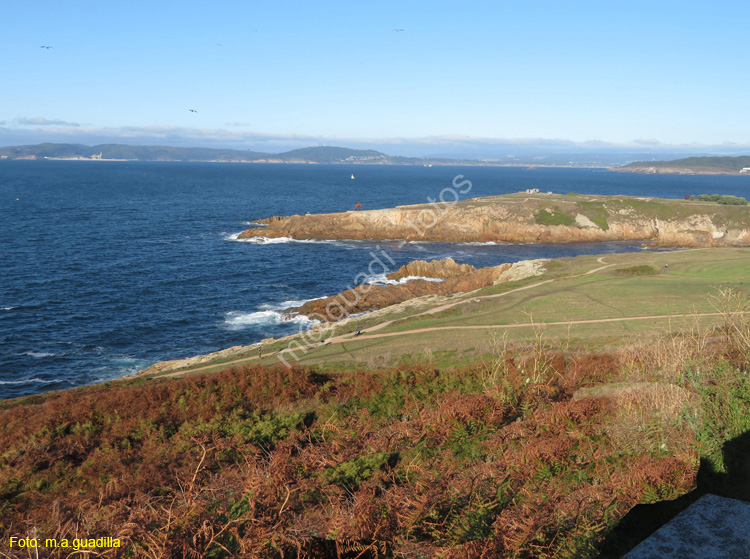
[3, 143, 750, 171]
[616, 155, 750, 175]
[0, 142, 652, 167]
[0, 143, 474, 165]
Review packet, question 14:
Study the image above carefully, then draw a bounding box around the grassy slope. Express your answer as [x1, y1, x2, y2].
[149, 248, 748, 378]
[255, 248, 747, 372]
[2, 248, 750, 558]
[408, 192, 750, 231]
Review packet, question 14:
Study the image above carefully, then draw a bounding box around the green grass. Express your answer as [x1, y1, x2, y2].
[578, 201, 610, 230]
[156, 248, 749, 377]
[288, 248, 748, 368]
[453, 191, 750, 231]
[611, 265, 659, 276]
[536, 208, 576, 226]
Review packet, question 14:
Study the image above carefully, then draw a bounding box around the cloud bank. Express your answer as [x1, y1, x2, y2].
[15, 117, 80, 127]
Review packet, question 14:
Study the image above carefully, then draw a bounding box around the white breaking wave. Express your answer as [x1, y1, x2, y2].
[2, 307, 15, 311]
[259, 297, 324, 311]
[364, 274, 445, 286]
[0, 377, 56, 386]
[20, 351, 58, 358]
[223, 310, 320, 331]
[224, 232, 342, 245]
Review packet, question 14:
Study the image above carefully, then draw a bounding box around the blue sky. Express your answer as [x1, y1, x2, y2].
[2, 0, 749, 153]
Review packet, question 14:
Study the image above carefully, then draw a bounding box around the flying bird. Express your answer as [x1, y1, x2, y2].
[392, 29, 404, 32]
[40, 45, 53, 49]
[189, 109, 197, 113]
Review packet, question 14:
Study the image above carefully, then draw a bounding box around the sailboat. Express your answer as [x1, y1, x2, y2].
[351, 173, 355, 180]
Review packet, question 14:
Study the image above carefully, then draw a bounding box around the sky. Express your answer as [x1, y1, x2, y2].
[2, 0, 750, 155]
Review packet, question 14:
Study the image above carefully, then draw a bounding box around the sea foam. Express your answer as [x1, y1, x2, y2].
[20, 351, 59, 358]
[0, 377, 56, 386]
[365, 274, 445, 286]
[224, 232, 343, 245]
[223, 310, 320, 331]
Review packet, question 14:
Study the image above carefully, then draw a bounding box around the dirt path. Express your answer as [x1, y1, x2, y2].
[159, 256, 630, 377]
[319, 311, 736, 342]
[355, 256, 612, 331]
[157, 250, 727, 378]
[164, 308, 737, 377]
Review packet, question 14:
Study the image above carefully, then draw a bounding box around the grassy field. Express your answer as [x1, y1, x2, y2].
[148, 247, 749, 379]
[268, 248, 748, 371]
[409, 191, 750, 229]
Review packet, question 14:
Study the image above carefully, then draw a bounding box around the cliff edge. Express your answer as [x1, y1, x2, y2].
[238, 192, 750, 248]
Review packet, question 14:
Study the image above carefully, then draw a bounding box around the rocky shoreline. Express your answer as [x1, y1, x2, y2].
[238, 192, 750, 248]
[137, 257, 547, 376]
[140, 193, 749, 377]
[287, 257, 547, 321]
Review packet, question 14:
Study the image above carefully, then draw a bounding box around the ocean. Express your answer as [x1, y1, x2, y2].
[2, 161, 748, 399]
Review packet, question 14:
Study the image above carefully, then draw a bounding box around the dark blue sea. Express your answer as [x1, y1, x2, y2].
[2, 161, 749, 398]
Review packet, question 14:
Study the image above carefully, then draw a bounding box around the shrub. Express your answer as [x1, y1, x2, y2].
[697, 193, 747, 205]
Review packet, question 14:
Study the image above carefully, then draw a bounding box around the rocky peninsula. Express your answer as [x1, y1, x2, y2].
[239, 192, 750, 247]
[288, 257, 547, 321]
[614, 155, 750, 175]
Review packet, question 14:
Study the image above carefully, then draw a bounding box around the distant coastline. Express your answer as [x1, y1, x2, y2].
[5, 143, 750, 173]
[0, 143, 603, 167]
[29, 158, 598, 169]
[0, 142, 628, 168]
[612, 155, 750, 176]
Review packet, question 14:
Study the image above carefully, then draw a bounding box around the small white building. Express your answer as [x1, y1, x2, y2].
[740, 167, 750, 174]
[525, 188, 540, 194]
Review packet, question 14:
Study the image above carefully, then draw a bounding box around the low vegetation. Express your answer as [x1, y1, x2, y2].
[611, 265, 659, 276]
[535, 209, 576, 227]
[694, 194, 748, 205]
[1, 287, 750, 558]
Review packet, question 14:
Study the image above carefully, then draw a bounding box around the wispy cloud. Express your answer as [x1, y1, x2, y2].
[16, 117, 80, 127]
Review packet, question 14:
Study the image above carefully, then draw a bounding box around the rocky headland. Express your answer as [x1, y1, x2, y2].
[611, 165, 740, 176]
[238, 192, 750, 248]
[613, 155, 750, 175]
[137, 258, 546, 376]
[287, 257, 547, 321]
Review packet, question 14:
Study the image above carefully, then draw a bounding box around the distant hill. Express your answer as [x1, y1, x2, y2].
[617, 155, 750, 175]
[273, 146, 390, 163]
[0, 143, 439, 164]
[10, 142, 746, 169]
[0, 142, 567, 166]
[0, 142, 270, 162]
